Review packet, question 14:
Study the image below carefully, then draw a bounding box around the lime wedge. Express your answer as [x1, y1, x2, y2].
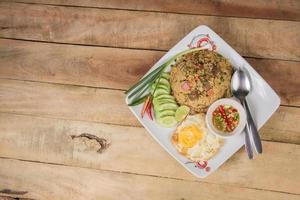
[157, 116, 177, 128]
[175, 105, 190, 122]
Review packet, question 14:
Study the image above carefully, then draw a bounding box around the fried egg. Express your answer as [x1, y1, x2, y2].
[171, 114, 224, 161]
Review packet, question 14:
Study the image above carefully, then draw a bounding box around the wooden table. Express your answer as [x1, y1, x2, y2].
[0, 1, 299, 199]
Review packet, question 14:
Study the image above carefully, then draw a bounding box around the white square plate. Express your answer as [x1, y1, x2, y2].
[125, 25, 280, 178]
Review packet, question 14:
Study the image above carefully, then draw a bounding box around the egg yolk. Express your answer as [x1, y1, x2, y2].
[178, 125, 203, 148]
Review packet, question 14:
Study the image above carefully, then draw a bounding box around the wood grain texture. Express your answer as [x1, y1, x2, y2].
[0, 39, 159, 91]
[0, 2, 299, 61]
[0, 197, 13, 200]
[0, 79, 299, 144]
[0, 1, 298, 199]
[0, 79, 137, 126]
[0, 39, 299, 105]
[13, 0, 300, 21]
[0, 113, 299, 194]
[0, 197, 31, 200]
[260, 107, 300, 144]
[0, 158, 299, 199]
[248, 58, 300, 106]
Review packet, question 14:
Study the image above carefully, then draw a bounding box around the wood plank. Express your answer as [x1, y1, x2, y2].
[15, 0, 300, 21]
[0, 113, 299, 194]
[0, 39, 299, 105]
[0, 196, 31, 200]
[0, 79, 299, 144]
[0, 159, 299, 200]
[0, 39, 160, 91]
[0, 79, 137, 126]
[260, 107, 300, 144]
[0, 197, 21, 200]
[247, 58, 300, 106]
[0, 2, 299, 61]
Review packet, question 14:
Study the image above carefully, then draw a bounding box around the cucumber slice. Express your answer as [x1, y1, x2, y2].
[151, 84, 170, 93]
[155, 109, 176, 118]
[156, 85, 170, 93]
[151, 76, 171, 95]
[155, 103, 178, 112]
[155, 94, 175, 100]
[155, 77, 169, 86]
[151, 83, 156, 92]
[161, 72, 170, 80]
[157, 116, 177, 128]
[153, 98, 177, 107]
[175, 105, 190, 122]
[153, 88, 169, 97]
[152, 79, 170, 91]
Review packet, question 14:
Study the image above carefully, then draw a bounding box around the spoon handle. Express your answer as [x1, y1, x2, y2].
[244, 100, 263, 154]
[244, 121, 253, 159]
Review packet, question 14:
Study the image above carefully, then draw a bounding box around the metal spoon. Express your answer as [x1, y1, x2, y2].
[231, 68, 262, 158]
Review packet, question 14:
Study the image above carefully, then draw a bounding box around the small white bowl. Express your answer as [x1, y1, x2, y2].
[206, 98, 246, 138]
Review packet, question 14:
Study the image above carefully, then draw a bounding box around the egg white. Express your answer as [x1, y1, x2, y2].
[172, 114, 224, 161]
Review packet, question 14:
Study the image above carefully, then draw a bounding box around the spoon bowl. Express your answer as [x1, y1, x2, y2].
[231, 68, 251, 100]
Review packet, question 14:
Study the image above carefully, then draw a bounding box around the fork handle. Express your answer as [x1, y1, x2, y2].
[244, 100, 263, 154]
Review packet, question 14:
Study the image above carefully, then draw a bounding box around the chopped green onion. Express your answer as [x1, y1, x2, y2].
[126, 47, 203, 105]
[125, 66, 163, 95]
[128, 67, 163, 99]
[128, 95, 148, 106]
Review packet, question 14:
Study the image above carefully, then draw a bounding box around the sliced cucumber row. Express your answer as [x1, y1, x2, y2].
[152, 72, 178, 128]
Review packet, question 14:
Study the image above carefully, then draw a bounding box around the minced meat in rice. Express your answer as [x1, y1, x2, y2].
[170, 49, 233, 113]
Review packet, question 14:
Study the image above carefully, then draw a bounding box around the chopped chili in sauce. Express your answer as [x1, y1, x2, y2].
[212, 105, 239, 133]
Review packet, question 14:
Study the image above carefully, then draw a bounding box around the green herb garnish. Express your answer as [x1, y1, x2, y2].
[126, 47, 204, 106]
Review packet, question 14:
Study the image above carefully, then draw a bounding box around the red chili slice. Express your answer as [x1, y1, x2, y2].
[218, 105, 232, 132]
[141, 96, 151, 118]
[146, 101, 153, 120]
